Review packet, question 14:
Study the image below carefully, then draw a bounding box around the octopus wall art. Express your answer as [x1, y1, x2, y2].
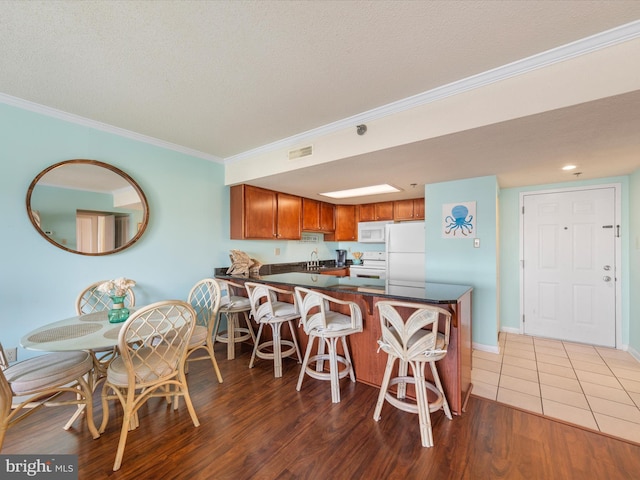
[442, 201, 476, 238]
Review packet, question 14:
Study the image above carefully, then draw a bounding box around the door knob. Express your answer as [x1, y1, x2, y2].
[603, 265, 611, 271]
[603, 276, 612, 282]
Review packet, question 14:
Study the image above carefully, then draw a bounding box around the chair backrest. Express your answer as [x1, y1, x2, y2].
[76, 280, 136, 315]
[117, 300, 196, 388]
[245, 282, 297, 321]
[187, 279, 221, 330]
[215, 279, 247, 307]
[294, 287, 363, 333]
[376, 301, 451, 360]
[0, 343, 8, 370]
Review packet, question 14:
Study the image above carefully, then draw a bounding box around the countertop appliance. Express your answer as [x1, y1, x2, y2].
[357, 221, 393, 243]
[386, 222, 425, 288]
[336, 249, 347, 267]
[349, 251, 386, 279]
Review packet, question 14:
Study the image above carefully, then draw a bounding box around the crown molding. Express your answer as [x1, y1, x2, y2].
[226, 20, 640, 164]
[0, 93, 223, 163]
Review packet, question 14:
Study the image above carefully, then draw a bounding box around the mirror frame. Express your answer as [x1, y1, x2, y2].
[26, 159, 150, 256]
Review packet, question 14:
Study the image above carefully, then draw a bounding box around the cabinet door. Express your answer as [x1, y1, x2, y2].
[333, 205, 357, 241]
[414, 198, 425, 219]
[375, 201, 394, 221]
[276, 193, 302, 239]
[358, 203, 375, 222]
[302, 198, 320, 231]
[245, 186, 277, 239]
[319, 202, 335, 232]
[394, 199, 415, 220]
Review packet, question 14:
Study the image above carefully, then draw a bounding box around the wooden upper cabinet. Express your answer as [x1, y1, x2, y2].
[358, 201, 394, 222]
[393, 198, 425, 221]
[276, 192, 302, 239]
[230, 185, 301, 240]
[302, 198, 335, 233]
[326, 204, 357, 241]
[319, 202, 335, 232]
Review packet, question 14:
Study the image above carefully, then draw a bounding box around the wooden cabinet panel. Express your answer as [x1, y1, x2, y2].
[302, 199, 335, 233]
[393, 198, 425, 221]
[319, 202, 335, 232]
[359, 202, 393, 221]
[327, 204, 357, 241]
[230, 184, 301, 240]
[358, 203, 375, 222]
[414, 198, 425, 219]
[276, 192, 302, 239]
[302, 198, 320, 231]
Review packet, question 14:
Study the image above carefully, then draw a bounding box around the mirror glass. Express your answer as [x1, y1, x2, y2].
[26, 159, 149, 256]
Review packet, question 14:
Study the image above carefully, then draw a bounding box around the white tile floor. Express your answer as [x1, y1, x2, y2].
[471, 332, 640, 445]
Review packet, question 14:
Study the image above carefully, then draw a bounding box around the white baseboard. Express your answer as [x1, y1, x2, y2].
[625, 344, 640, 363]
[472, 342, 500, 354]
[500, 326, 521, 334]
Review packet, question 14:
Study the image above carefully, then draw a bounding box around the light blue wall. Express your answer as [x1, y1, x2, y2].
[0, 103, 236, 360]
[629, 170, 640, 353]
[499, 176, 633, 348]
[425, 176, 499, 348]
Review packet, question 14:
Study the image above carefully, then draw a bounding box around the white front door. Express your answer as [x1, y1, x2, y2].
[522, 186, 618, 347]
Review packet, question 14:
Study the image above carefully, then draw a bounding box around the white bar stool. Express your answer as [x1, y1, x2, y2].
[294, 287, 363, 403]
[245, 282, 302, 378]
[373, 300, 452, 447]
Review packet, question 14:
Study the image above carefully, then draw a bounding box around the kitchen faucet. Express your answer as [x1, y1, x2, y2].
[307, 249, 320, 269]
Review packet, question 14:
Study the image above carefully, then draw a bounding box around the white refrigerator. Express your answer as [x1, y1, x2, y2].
[385, 222, 426, 290]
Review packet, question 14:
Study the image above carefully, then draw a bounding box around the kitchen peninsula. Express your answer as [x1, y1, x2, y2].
[215, 270, 473, 415]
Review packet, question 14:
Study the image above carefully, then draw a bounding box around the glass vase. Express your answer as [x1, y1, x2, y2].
[108, 295, 130, 323]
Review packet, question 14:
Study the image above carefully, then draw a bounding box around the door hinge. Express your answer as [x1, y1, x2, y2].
[522, 206, 525, 214]
[522, 314, 525, 323]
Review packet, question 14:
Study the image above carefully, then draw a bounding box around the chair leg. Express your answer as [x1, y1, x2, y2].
[328, 337, 341, 403]
[249, 323, 264, 369]
[297, 334, 315, 392]
[373, 354, 396, 421]
[178, 372, 200, 428]
[429, 361, 452, 420]
[243, 311, 256, 343]
[414, 361, 434, 447]
[341, 335, 356, 382]
[287, 320, 302, 363]
[272, 322, 283, 378]
[113, 398, 134, 471]
[226, 312, 237, 360]
[397, 359, 409, 399]
[207, 342, 224, 384]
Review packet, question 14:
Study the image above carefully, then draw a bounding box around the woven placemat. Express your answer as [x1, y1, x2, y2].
[79, 311, 107, 322]
[28, 323, 102, 343]
[103, 327, 122, 340]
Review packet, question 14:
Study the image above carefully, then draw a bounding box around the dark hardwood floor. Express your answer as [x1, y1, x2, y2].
[3, 344, 640, 479]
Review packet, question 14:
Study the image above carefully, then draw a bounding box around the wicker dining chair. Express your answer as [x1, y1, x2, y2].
[0, 342, 99, 451]
[99, 300, 199, 471]
[183, 278, 223, 383]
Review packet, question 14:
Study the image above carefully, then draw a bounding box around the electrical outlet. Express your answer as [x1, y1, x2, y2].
[6, 347, 17, 363]
[474, 238, 480, 248]
[274, 248, 281, 256]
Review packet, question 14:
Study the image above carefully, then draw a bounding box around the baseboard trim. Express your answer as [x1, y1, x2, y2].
[500, 326, 521, 334]
[472, 342, 500, 354]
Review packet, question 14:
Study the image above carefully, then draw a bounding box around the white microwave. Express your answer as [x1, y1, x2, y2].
[357, 221, 392, 243]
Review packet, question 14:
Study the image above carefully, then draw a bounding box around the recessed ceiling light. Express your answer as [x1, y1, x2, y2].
[320, 184, 401, 199]
[562, 165, 577, 171]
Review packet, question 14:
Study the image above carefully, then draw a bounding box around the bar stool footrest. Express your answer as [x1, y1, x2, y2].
[384, 376, 444, 414]
[305, 354, 352, 381]
[255, 340, 297, 361]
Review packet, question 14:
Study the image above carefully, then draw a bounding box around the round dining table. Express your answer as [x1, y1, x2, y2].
[20, 310, 134, 352]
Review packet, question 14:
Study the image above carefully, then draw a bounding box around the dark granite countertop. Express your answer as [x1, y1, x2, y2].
[215, 271, 472, 304]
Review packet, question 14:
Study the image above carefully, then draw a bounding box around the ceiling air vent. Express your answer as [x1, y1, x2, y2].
[288, 145, 313, 160]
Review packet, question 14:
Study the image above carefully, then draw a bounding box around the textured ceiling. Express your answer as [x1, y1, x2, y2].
[2, 1, 640, 199]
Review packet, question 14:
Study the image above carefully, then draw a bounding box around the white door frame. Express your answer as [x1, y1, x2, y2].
[519, 183, 622, 348]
